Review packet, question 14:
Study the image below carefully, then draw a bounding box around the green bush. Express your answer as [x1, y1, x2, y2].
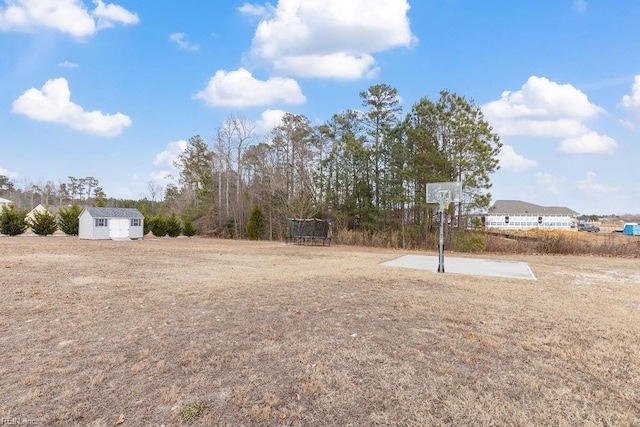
[166, 213, 182, 237]
[452, 231, 485, 252]
[151, 213, 167, 237]
[30, 209, 58, 236]
[143, 214, 153, 236]
[58, 203, 82, 236]
[246, 206, 264, 240]
[182, 217, 196, 237]
[0, 204, 28, 236]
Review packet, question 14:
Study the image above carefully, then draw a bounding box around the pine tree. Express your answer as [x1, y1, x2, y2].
[182, 217, 197, 237]
[30, 209, 58, 236]
[0, 204, 28, 236]
[143, 213, 153, 236]
[166, 213, 182, 237]
[246, 206, 264, 240]
[58, 203, 82, 235]
[151, 213, 167, 237]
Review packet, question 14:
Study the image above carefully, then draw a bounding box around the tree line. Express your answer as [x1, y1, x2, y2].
[0, 175, 106, 209]
[168, 85, 502, 248]
[1, 84, 503, 248]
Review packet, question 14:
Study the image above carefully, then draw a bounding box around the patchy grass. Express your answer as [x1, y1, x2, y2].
[1, 237, 640, 426]
[181, 402, 211, 422]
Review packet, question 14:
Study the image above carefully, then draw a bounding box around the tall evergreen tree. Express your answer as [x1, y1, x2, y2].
[246, 206, 265, 240]
[403, 91, 502, 240]
[58, 203, 82, 235]
[0, 204, 28, 236]
[360, 84, 402, 213]
[175, 135, 215, 212]
[182, 217, 197, 237]
[166, 213, 182, 237]
[30, 209, 58, 236]
[152, 213, 168, 237]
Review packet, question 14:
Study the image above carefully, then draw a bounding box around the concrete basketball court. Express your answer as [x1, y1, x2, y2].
[382, 254, 536, 280]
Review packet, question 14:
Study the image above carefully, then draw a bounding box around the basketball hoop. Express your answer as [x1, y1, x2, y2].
[426, 182, 462, 273]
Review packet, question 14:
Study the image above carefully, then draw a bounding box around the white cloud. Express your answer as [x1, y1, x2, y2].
[558, 131, 617, 154]
[575, 0, 587, 13]
[577, 171, 617, 194]
[238, 2, 273, 18]
[255, 109, 286, 134]
[193, 68, 305, 107]
[622, 75, 640, 108]
[497, 145, 538, 172]
[620, 75, 640, 130]
[92, 0, 138, 29]
[248, 0, 415, 79]
[491, 118, 588, 138]
[58, 60, 78, 68]
[483, 76, 615, 154]
[11, 77, 131, 137]
[169, 32, 200, 51]
[619, 118, 636, 131]
[274, 53, 378, 80]
[0, 0, 138, 38]
[483, 76, 603, 138]
[535, 172, 567, 196]
[151, 140, 187, 187]
[153, 140, 187, 168]
[150, 139, 188, 188]
[0, 166, 18, 179]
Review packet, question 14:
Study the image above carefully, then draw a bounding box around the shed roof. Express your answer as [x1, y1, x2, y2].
[489, 200, 579, 216]
[83, 207, 144, 218]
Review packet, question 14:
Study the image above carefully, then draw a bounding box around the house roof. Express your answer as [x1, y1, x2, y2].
[489, 200, 579, 216]
[28, 204, 61, 216]
[83, 207, 144, 219]
[0, 197, 12, 204]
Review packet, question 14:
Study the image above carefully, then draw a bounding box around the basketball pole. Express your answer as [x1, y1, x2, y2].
[427, 183, 460, 274]
[437, 199, 445, 273]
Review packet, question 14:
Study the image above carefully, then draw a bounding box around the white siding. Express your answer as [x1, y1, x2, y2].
[486, 214, 574, 230]
[129, 219, 144, 239]
[78, 210, 95, 239]
[78, 208, 144, 240]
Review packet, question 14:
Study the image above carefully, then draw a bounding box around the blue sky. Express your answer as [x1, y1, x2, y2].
[1, 0, 639, 214]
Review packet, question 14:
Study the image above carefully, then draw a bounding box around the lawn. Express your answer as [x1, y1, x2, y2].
[1, 237, 639, 426]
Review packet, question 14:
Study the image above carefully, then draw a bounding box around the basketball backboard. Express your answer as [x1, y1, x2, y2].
[426, 181, 462, 204]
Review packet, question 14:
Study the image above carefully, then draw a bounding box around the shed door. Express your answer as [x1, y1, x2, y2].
[109, 218, 130, 238]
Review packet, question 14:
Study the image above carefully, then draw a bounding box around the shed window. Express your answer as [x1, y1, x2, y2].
[95, 218, 107, 227]
[131, 218, 141, 227]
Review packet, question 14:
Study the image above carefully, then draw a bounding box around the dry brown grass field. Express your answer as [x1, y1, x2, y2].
[1, 236, 640, 426]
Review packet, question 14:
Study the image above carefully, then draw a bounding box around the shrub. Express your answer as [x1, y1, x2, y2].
[58, 203, 82, 236]
[0, 204, 28, 236]
[165, 213, 182, 237]
[246, 206, 264, 240]
[151, 213, 167, 237]
[452, 231, 485, 252]
[182, 217, 196, 237]
[30, 209, 58, 236]
[143, 214, 153, 236]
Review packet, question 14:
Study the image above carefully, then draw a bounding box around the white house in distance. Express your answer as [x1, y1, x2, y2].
[0, 197, 12, 210]
[26, 204, 59, 222]
[485, 200, 579, 231]
[79, 207, 144, 240]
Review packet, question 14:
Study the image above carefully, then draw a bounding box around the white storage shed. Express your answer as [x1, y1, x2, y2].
[79, 207, 144, 240]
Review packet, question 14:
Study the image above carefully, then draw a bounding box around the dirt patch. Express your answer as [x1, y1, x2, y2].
[1, 237, 640, 426]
